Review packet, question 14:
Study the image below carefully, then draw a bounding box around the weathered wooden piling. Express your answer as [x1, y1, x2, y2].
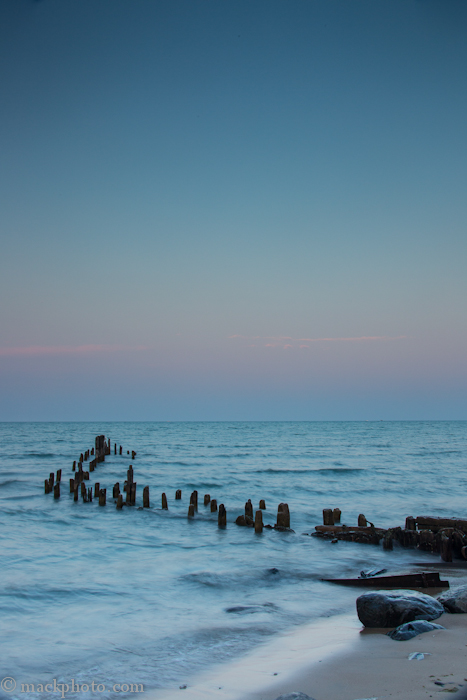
[277, 503, 290, 528]
[82, 488, 88, 503]
[116, 494, 123, 509]
[405, 516, 416, 531]
[84, 471, 89, 481]
[323, 508, 334, 526]
[119, 446, 122, 455]
[80, 453, 84, 463]
[130, 483, 136, 505]
[333, 508, 341, 523]
[440, 534, 452, 562]
[419, 529, 435, 551]
[190, 490, 198, 512]
[94, 482, 100, 498]
[254, 510, 263, 533]
[245, 499, 253, 518]
[89, 459, 96, 472]
[204, 494, 210, 506]
[218, 504, 227, 528]
[358, 514, 367, 527]
[91, 447, 94, 456]
[126, 466, 134, 504]
[188, 504, 195, 517]
[114, 443, 117, 455]
[113, 483, 120, 498]
[81, 482, 86, 497]
[88, 487, 92, 502]
[143, 486, 150, 508]
[56, 469, 62, 483]
[74, 485, 79, 502]
[131, 450, 136, 459]
[162, 492, 168, 510]
[259, 499, 266, 510]
[72, 460, 76, 471]
[383, 531, 393, 550]
[175, 489, 182, 500]
[210, 499, 218, 512]
[69, 478, 74, 493]
[99, 488, 106, 506]
[45, 479, 50, 494]
[95, 435, 106, 463]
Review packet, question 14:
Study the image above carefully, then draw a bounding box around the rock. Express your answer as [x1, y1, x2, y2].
[274, 694, 316, 700]
[356, 590, 444, 628]
[387, 619, 445, 640]
[438, 584, 467, 613]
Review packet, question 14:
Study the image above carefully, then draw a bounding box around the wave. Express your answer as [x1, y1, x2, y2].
[225, 603, 278, 615]
[254, 467, 364, 474]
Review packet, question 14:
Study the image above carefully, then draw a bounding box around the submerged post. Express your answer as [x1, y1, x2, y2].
[218, 504, 226, 528]
[143, 486, 150, 508]
[175, 489, 182, 500]
[358, 514, 367, 527]
[204, 494, 210, 506]
[245, 499, 253, 519]
[323, 509, 334, 526]
[188, 504, 195, 517]
[161, 492, 168, 510]
[210, 499, 217, 512]
[333, 508, 341, 523]
[277, 503, 290, 528]
[254, 510, 263, 533]
[259, 499, 266, 510]
[99, 488, 106, 506]
[116, 494, 123, 509]
[94, 482, 100, 498]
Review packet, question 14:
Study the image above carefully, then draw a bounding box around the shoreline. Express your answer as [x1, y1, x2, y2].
[149, 573, 467, 700]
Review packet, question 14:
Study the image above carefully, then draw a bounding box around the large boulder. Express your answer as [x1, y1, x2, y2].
[438, 585, 467, 613]
[387, 619, 445, 640]
[274, 694, 316, 700]
[356, 590, 444, 628]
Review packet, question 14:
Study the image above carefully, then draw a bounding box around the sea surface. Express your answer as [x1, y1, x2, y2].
[1, 421, 466, 699]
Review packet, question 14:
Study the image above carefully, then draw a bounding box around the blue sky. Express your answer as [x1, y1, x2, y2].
[0, 0, 466, 420]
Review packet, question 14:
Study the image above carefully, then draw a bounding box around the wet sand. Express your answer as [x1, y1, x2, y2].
[150, 608, 467, 700]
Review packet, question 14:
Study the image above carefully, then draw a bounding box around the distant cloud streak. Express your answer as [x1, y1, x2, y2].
[0, 344, 149, 357]
[229, 335, 406, 349]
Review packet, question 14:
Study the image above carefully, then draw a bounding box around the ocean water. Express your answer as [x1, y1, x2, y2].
[1, 421, 466, 699]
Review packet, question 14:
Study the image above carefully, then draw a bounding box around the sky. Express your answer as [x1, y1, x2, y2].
[0, 0, 466, 421]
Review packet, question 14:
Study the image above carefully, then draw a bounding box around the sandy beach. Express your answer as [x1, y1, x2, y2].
[149, 587, 467, 700]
